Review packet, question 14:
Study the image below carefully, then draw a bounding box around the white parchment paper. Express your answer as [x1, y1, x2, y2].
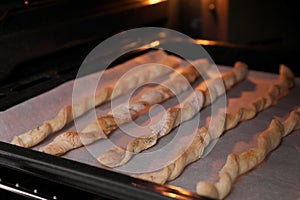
[0, 54, 299, 199]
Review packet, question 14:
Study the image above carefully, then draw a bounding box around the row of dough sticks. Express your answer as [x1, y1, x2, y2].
[10, 50, 298, 199]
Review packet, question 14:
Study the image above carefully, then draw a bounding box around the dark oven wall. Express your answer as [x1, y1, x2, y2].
[1, 0, 299, 111]
[0, 0, 169, 82]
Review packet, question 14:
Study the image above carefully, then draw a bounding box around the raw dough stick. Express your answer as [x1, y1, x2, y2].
[10, 50, 180, 148]
[39, 59, 211, 155]
[196, 107, 300, 199]
[134, 64, 294, 185]
[98, 62, 248, 168]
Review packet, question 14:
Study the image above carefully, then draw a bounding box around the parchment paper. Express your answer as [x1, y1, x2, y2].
[0, 52, 299, 199]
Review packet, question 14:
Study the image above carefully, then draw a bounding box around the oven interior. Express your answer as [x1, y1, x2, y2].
[0, 0, 299, 199]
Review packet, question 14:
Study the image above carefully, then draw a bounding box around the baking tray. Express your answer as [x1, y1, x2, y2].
[1, 33, 299, 199]
[0, 141, 206, 200]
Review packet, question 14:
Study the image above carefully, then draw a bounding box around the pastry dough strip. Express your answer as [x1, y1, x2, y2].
[10, 50, 180, 148]
[196, 107, 300, 199]
[39, 59, 211, 155]
[134, 64, 294, 185]
[98, 61, 248, 168]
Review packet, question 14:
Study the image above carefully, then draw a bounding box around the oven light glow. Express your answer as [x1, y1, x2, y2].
[24, 0, 29, 5]
[161, 191, 179, 198]
[150, 41, 160, 47]
[195, 39, 220, 46]
[148, 0, 163, 5]
[197, 39, 212, 45]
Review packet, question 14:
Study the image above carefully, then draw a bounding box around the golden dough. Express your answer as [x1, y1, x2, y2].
[196, 107, 300, 199]
[98, 61, 248, 168]
[134, 64, 294, 185]
[39, 59, 211, 155]
[10, 50, 180, 148]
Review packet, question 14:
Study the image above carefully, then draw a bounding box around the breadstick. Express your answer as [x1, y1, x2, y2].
[134, 64, 294, 185]
[196, 107, 300, 199]
[11, 50, 180, 148]
[39, 59, 211, 155]
[98, 62, 248, 168]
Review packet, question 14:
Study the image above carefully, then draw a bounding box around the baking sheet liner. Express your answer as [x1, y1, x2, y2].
[0, 50, 299, 199]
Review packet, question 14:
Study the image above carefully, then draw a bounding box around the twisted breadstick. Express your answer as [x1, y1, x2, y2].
[197, 107, 300, 199]
[11, 50, 180, 148]
[134, 64, 294, 185]
[98, 62, 248, 168]
[39, 59, 211, 155]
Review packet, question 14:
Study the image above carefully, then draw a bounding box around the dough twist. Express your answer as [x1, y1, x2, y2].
[39, 59, 211, 155]
[10, 50, 179, 148]
[196, 107, 300, 199]
[98, 62, 248, 168]
[134, 64, 294, 185]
